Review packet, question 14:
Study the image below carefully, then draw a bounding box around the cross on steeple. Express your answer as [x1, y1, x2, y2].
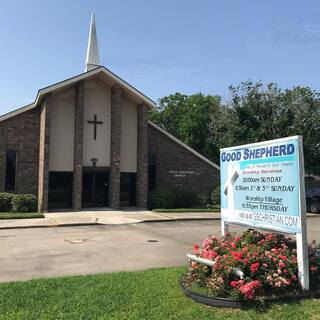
[88, 114, 103, 140]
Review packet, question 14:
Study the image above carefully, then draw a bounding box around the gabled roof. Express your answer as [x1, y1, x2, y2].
[148, 121, 220, 170]
[0, 66, 157, 122]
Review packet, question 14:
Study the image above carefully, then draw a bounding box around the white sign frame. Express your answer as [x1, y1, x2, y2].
[220, 136, 309, 290]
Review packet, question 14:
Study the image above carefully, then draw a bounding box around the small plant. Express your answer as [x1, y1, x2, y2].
[0, 193, 14, 212]
[211, 186, 220, 206]
[151, 187, 198, 209]
[12, 194, 37, 213]
[184, 229, 320, 301]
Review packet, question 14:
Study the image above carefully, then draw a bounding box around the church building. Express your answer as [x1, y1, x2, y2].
[0, 14, 219, 212]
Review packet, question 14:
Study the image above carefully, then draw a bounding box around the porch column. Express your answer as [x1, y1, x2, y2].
[109, 85, 122, 209]
[136, 103, 148, 208]
[73, 82, 85, 211]
[38, 95, 52, 212]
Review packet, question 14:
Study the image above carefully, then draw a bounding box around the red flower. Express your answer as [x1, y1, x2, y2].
[231, 251, 243, 261]
[231, 242, 237, 249]
[243, 258, 249, 265]
[239, 280, 261, 300]
[250, 262, 260, 273]
[279, 255, 288, 261]
[230, 279, 245, 288]
[193, 244, 199, 252]
[279, 262, 286, 269]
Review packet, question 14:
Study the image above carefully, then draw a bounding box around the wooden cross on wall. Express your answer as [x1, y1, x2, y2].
[88, 114, 103, 140]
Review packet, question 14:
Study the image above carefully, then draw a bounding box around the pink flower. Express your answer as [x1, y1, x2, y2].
[310, 266, 318, 273]
[250, 262, 260, 273]
[279, 262, 286, 269]
[203, 250, 217, 260]
[291, 275, 297, 281]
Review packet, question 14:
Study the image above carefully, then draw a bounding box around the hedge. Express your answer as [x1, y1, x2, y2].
[0, 193, 37, 213]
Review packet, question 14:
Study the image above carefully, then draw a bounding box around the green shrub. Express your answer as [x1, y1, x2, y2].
[151, 187, 199, 209]
[197, 193, 211, 207]
[152, 188, 176, 209]
[0, 193, 14, 212]
[211, 186, 220, 206]
[174, 187, 198, 208]
[12, 194, 37, 213]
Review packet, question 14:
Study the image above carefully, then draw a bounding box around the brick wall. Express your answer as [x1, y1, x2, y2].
[38, 98, 52, 212]
[73, 83, 84, 211]
[136, 104, 148, 208]
[148, 122, 220, 198]
[109, 85, 122, 209]
[0, 108, 40, 195]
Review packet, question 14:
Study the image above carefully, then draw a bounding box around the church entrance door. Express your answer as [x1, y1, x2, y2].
[82, 168, 109, 208]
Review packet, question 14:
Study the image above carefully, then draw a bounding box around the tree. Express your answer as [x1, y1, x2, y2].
[151, 82, 320, 174]
[228, 81, 320, 174]
[149, 93, 223, 163]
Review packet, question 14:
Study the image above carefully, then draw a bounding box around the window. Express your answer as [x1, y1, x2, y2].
[120, 173, 136, 206]
[48, 172, 73, 209]
[5, 150, 16, 192]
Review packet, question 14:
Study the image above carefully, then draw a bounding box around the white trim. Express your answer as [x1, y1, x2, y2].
[0, 103, 35, 122]
[148, 121, 220, 170]
[0, 66, 156, 123]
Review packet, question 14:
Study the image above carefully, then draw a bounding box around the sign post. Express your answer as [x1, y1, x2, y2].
[220, 136, 309, 290]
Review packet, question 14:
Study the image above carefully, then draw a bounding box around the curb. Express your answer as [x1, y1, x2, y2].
[0, 214, 318, 230]
[0, 217, 221, 230]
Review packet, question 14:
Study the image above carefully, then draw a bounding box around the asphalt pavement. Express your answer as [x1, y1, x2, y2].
[1, 218, 320, 283]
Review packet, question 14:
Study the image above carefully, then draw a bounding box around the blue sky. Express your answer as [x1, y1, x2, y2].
[0, 0, 320, 114]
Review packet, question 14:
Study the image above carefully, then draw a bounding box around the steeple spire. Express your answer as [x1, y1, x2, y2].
[85, 13, 100, 72]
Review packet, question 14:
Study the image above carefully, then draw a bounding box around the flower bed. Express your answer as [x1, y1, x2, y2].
[183, 229, 320, 304]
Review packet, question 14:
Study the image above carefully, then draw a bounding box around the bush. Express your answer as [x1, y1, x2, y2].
[185, 230, 320, 301]
[151, 187, 199, 209]
[0, 193, 14, 212]
[12, 194, 37, 213]
[152, 188, 176, 209]
[211, 186, 220, 206]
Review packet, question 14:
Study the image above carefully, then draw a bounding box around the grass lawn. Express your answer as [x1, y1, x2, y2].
[153, 206, 220, 213]
[0, 267, 319, 320]
[0, 212, 44, 220]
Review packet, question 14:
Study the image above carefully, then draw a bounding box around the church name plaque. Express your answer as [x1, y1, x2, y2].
[169, 170, 196, 178]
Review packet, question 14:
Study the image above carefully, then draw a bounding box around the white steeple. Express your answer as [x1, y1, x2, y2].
[85, 13, 100, 72]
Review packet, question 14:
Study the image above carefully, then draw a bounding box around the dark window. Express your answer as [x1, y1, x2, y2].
[48, 172, 73, 209]
[5, 150, 16, 192]
[120, 173, 136, 207]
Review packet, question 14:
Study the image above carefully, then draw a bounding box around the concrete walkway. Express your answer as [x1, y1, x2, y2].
[0, 209, 221, 230]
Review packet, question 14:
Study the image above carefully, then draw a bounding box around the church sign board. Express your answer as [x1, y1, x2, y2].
[220, 136, 309, 289]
